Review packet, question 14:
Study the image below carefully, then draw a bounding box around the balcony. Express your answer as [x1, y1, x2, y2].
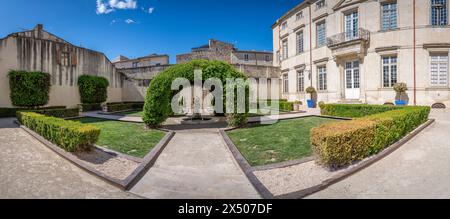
[327, 28, 370, 59]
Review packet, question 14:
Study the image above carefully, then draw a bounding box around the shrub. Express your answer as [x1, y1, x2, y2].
[25, 108, 79, 118]
[106, 102, 144, 112]
[320, 104, 400, 118]
[143, 60, 249, 128]
[80, 103, 102, 112]
[0, 106, 66, 118]
[78, 75, 109, 104]
[311, 106, 430, 168]
[8, 70, 51, 107]
[17, 112, 100, 152]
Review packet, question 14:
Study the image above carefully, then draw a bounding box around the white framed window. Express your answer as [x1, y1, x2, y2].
[382, 56, 398, 88]
[265, 55, 270, 62]
[431, 0, 448, 26]
[316, 21, 326, 48]
[430, 54, 448, 86]
[281, 22, 288, 30]
[283, 73, 289, 93]
[244, 54, 249, 61]
[381, 2, 398, 30]
[318, 66, 327, 91]
[296, 12, 303, 21]
[316, 0, 326, 9]
[297, 70, 305, 92]
[296, 30, 304, 54]
[282, 39, 289, 60]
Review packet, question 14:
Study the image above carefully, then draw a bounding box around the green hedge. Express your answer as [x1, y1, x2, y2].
[78, 75, 109, 104]
[144, 60, 249, 128]
[311, 105, 430, 168]
[80, 103, 102, 112]
[106, 102, 144, 113]
[256, 100, 294, 112]
[18, 112, 100, 152]
[26, 108, 79, 118]
[320, 104, 400, 118]
[0, 106, 66, 118]
[8, 70, 51, 107]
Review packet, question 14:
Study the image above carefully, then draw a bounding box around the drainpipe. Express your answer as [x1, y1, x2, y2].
[309, 2, 313, 87]
[413, 0, 417, 105]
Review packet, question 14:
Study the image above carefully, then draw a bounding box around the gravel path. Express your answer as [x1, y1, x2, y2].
[0, 118, 138, 199]
[307, 110, 450, 199]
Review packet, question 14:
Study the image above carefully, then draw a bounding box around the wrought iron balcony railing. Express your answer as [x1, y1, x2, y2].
[327, 28, 370, 48]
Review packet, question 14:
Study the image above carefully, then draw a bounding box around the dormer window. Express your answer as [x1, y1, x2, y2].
[316, 0, 326, 9]
[281, 22, 288, 30]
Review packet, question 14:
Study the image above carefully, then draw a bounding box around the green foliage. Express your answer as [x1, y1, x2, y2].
[17, 112, 100, 152]
[77, 75, 109, 104]
[25, 108, 80, 118]
[8, 70, 51, 107]
[143, 60, 249, 128]
[0, 106, 66, 118]
[320, 104, 400, 118]
[306, 86, 316, 94]
[311, 105, 431, 168]
[80, 103, 102, 112]
[393, 83, 408, 93]
[106, 102, 144, 113]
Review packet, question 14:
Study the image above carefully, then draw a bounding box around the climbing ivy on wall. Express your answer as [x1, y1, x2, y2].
[77, 75, 109, 104]
[8, 70, 51, 108]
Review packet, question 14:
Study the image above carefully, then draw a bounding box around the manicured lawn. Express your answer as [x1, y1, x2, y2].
[227, 117, 340, 166]
[74, 117, 166, 158]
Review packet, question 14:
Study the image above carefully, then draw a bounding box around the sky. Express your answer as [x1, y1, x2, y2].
[0, 0, 301, 63]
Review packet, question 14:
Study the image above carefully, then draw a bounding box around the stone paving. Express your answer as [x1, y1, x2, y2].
[0, 118, 138, 199]
[307, 109, 450, 199]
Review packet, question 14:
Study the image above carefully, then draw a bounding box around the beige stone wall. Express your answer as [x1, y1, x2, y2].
[274, 0, 450, 107]
[231, 52, 273, 66]
[0, 27, 122, 108]
[114, 56, 169, 69]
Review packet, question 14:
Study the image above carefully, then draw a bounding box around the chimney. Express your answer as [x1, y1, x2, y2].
[35, 24, 43, 38]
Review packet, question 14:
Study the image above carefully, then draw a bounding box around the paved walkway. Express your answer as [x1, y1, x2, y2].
[308, 109, 450, 199]
[0, 118, 138, 199]
[130, 128, 261, 199]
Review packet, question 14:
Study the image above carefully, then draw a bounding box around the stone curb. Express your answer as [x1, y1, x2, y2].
[15, 120, 175, 191]
[220, 115, 435, 199]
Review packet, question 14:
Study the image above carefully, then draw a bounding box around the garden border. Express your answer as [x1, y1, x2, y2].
[220, 115, 435, 199]
[15, 120, 175, 191]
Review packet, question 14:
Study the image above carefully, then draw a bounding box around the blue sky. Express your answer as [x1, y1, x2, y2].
[0, 0, 301, 63]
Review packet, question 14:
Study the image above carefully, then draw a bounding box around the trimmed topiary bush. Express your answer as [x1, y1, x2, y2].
[8, 70, 51, 107]
[143, 60, 249, 128]
[312, 105, 430, 168]
[78, 75, 109, 104]
[320, 104, 400, 118]
[106, 102, 144, 112]
[17, 112, 100, 152]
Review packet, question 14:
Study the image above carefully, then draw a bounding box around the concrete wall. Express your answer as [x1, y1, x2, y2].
[274, 0, 450, 107]
[0, 26, 122, 108]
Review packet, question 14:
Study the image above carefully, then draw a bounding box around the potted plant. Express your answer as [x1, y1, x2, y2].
[293, 100, 302, 111]
[306, 86, 316, 108]
[393, 83, 408, 106]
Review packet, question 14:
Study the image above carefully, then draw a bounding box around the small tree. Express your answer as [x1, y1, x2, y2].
[393, 83, 408, 101]
[306, 86, 316, 99]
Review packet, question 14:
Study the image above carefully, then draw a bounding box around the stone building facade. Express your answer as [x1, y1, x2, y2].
[0, 25, 123, 108]
[273, 0, 450, 107]
[113, 54, 169, 69]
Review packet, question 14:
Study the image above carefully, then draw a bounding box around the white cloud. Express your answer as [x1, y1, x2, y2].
[96, 0, 138, 14]
[125, 19, 136, 24]
[147, 7, 154, 14]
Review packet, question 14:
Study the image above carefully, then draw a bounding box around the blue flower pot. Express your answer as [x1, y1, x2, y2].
[395, 100, 407, 106]
[307, 100, 315, 108]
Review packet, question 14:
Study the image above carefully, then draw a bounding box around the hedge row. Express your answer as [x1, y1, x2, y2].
[17, 112, 100, 152]
[320, 104, 400, 118]
[26, 108, 80, 118]
[257, 100, 294, 112]
[0, 106, 66, 118]
[106, 102, 144, 113]
[80, 103, 102, 112]
[78, 75, 109, 104]
[8, 70, 51, 107]
[312, 105, 431, 168]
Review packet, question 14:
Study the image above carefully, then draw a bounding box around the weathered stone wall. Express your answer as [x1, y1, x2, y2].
[0, 27, 122, 108]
